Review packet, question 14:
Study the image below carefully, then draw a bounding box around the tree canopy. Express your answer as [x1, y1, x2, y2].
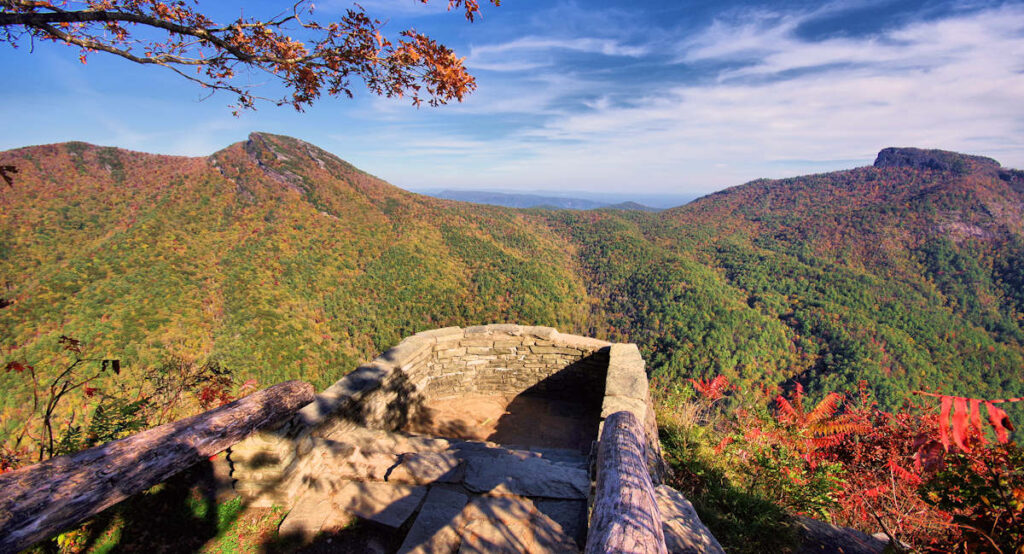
[0, 0, 498, 113]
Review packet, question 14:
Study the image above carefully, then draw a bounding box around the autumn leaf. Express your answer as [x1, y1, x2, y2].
[690, 375, 730, 400]
[938, 395, 953, 451]
[985, 402, 1014, 444]
[951, 396, 969, 451]
[918, 391, 1020, 450]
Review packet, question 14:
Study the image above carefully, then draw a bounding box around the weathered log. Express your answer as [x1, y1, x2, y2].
[585, 410, 667, 554]
[0, 380, 314, 554]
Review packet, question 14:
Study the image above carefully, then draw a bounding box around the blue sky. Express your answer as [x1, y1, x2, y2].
[1, 0, 1023, 195]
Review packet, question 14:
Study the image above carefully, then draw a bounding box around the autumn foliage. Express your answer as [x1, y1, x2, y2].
[657, 378, 1024, 553]
[918, 391, 1019, 451]
[0, 337, 242, 471]
[690, 375, 730, 400]
[0, 0, 499, 111]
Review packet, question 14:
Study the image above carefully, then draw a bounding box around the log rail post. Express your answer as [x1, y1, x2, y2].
[0, 380, 315, 554]
[585, 410, 668, 554]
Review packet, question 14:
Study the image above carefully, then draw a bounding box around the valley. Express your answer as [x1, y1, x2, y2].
[2, 134, 1022, 440]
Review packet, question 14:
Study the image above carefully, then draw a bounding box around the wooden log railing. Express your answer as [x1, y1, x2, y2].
[585, 410, 668, 554]
[0, 380, 314, 554]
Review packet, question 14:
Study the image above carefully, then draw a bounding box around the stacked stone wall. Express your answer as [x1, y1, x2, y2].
[392, 325, 610, 404]
[229, 325, 616, 506]
[308, 324, 612, 435]
[228, 325, 667, 509]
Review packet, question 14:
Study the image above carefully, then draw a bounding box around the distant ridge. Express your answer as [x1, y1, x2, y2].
[427, 189, 661, 211]
[605, 201, 660, 212]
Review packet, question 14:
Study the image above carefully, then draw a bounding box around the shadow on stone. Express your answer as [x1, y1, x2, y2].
[407, 349, 609, 454]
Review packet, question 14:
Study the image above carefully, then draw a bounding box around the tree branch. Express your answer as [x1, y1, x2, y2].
[0, 0, 493, 111]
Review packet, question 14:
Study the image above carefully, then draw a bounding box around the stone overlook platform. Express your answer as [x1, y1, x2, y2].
[229, 325, 723, 553]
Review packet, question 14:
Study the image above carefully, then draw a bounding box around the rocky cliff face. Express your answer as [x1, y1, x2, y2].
[873, 147, 1000, 173]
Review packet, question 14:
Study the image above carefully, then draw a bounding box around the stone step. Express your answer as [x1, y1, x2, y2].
[398, 494, 579, 554]
[501, 445, 589, 467]
[279, 425, 592, 551]
[397, 487, 469, 554]
[304, 435, 589, 499]
[320, 427, 588, 468]
[460, 450, 589, 499]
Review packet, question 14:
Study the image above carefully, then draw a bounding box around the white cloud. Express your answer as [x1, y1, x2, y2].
[305, 3, 1024, 194]
[425, 4, 1024, 193]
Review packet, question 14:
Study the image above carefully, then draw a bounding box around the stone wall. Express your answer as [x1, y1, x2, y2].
[335, 325, 612, 433]
[228, 324, 664, 507]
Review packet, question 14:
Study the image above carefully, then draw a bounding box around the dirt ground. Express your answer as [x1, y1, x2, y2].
[406, 393, 601, 453]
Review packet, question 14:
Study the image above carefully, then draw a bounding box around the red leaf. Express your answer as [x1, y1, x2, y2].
[84, 387, 97, 397]
[4, 361, 27, 373]
[968, 398, 986, 445]
[951, 396, 969, 451]
[776, 395, 798, 422]
[938, 395, 953, 451]
[985, 401, 1014, 443]
[887, 458, 923, 486]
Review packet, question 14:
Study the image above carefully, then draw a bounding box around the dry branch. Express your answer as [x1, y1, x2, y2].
[0, 380, 314, 553]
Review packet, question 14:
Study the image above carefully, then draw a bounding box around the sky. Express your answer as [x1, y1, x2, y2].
[1, 0, 1023, 196]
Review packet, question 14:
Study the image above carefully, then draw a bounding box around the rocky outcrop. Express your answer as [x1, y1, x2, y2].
[794, 516, 889, 554]
[655, 485, 725, 553]
[874, 147, 1000, 173]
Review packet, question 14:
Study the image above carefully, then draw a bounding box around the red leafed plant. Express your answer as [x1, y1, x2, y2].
[774, 383, 870, 464]
[690, 375, 731, 400]
[914, 391, 1019, 451]
[661, 376, 1023, 551]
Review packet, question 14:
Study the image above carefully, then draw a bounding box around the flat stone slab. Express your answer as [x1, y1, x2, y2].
[463, 452, 589, 499]
[321, 427, 453, 454]
[387, 451, 465, 485]
[279, 489, 332, 540]
[655, 485, 725, 554]
[398, 487, 470, 554]
[457, 496, 579, 553]
[333, 481, 427, 529]
[318, 444, 400, 482]
[512, 447, 587, 466]
[534, 499, 588, 547]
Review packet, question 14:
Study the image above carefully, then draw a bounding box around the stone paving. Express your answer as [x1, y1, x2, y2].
[277, 425, 591, 552]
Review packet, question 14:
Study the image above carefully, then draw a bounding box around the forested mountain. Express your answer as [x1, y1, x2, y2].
[551, 146, 1023, 416]
[0, 133, 593, 430]
[2, 134, 1021, 442]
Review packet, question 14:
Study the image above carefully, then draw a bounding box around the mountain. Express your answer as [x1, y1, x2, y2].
[0, 133, 592, 409]
[1, 138, 1021, 438]
[552, 147, 1023, 411]
[423, 189, 660, 211]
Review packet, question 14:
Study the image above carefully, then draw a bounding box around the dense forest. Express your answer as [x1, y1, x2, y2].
[2, 133, 1022, 452]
